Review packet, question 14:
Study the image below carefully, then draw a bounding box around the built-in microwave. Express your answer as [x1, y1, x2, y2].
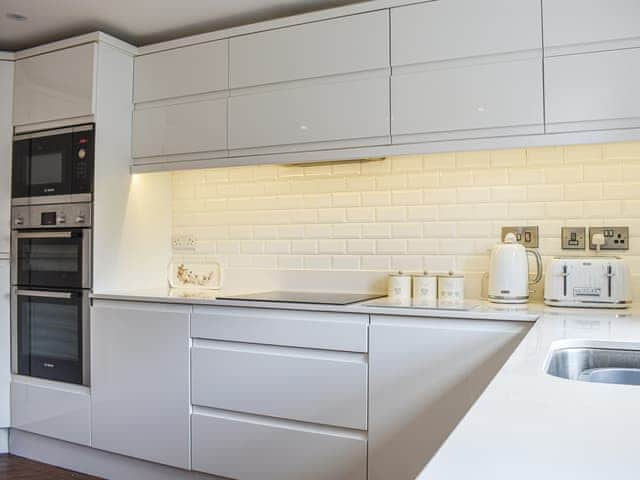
[12, 124, 94, 205]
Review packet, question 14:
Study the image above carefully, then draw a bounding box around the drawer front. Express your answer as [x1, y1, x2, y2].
[132, 98, 227, 158]
[192, 341, 368, 429]
[11, 380, 90, 446]
[134, 40, 228, 102]
[228, 75, 389, 152]
[543, 0, 640, 51]
[192, 410, 367, 480]
[191, 306, 368, 352]
[391, 0, 541, 66]
[392, 56, 543, 141]
[545, 48, 640, 132]
[229, 10, 389, 88]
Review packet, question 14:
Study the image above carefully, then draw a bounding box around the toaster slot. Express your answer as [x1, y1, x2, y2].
[562, 264, 568, 297]
[607, 264, 613, 298]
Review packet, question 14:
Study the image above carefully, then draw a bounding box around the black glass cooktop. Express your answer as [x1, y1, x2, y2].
[217, 291, 385, 305]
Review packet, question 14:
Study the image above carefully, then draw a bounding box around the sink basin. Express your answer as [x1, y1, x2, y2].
[546, 347, 640, 386]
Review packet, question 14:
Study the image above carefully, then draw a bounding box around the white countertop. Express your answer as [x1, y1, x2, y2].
[91, 289, 541, 322]
[418, 306, 640, 480]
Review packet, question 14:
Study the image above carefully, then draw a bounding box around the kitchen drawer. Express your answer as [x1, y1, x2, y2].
[229, 10, 388, 89]
[191, 340, 368, 429]
[392, 55, 543, 142]
[228, 74, 389, 153]
[191, 306, 368, 352]
[132, 97, 227, 159]
[11, 379, 90, 446]
[545, 48, 640, 132]
[391, 0, 541, 66]
[134, 40, 228, 103]
[192, 409, 367, 480]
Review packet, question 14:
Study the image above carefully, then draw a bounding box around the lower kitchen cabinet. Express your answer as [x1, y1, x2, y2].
[91, 300, 191, 469]
[368, 315, 530, 480]
[192, 409, 367, 480]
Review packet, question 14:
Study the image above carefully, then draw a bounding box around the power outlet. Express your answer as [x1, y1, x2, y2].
[172, 234, 197, 251]
[561, 227, 586, 250]
[501, 226, 539, 248]
[589, 226, 629, 250]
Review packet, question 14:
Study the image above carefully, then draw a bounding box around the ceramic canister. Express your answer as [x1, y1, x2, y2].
[437, 272, 465, 303]
[412, 272, 438, 303]
[388, 272, 412, 301]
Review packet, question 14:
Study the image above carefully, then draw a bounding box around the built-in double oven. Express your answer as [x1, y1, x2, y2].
[11, 124, 94, 386]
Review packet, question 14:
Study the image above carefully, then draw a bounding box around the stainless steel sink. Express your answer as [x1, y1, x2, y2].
[546, 347, 640, 386]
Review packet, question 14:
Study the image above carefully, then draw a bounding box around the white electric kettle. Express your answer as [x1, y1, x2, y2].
[488, 233, 542, 304]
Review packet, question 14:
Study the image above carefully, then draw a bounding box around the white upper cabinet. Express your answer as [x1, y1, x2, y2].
[543, 0, 640, 55]
[13, 43, 96, 127]
[230, 11, 389, 89]
[545, 48, 640, 132]
[391, 0, 543, 143]
[134, 40, 228, 102]
[227, 11, 390, 154]
[391, 0, 542, 66]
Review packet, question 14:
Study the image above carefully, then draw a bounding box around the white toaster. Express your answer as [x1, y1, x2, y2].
[544, 257, 632, 308]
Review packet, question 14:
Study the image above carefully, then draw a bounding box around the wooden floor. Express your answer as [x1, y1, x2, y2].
[0, 454, 104, 479]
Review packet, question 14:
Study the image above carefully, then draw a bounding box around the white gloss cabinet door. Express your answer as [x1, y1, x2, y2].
[91, 301, 191, 469]
[191, 341, 368, 429]
[392, 56, 544, 142]
[13, 43, 96, 126]
[192, 410, 367, 480]
[543, 0, 640, 54]
[229, 75, 389, 153]
[368, 316, 530, 480]
[134, 40, 228, 103]
[391, 0, 541, 65]
[132, 98, 227, 161]
[229, 10, 388, 88]
[0, 61, 12, 254]
[0, 260, 8, 428]
[545, 48, 640, 132]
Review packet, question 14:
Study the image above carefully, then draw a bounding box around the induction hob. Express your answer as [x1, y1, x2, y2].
[217, 291, 385, 305]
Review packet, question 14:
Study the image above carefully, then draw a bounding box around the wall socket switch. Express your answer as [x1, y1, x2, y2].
[501, 226, 539, 248]
[172, 234, 197, 251]
[588, 226, 629, 250]
[561, 227, 586, 250]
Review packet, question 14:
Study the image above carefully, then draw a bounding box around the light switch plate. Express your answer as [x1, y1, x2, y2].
[589, 226, 629, 250]
[561, 227, 586, 250]
[501, 226, 539, 248]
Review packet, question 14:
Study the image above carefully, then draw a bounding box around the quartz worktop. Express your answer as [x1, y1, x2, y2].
[417, 306, 640, 480]
[91, 288, 542, 322]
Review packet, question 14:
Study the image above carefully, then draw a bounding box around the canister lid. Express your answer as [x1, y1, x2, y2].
[439, 271, 464, 278]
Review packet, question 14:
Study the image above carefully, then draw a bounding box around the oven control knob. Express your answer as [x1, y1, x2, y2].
[57, 215, 66, 224]
[77, 148, 87, 160]
[14, 217, 24, 226]
[76, 215, 86, 224]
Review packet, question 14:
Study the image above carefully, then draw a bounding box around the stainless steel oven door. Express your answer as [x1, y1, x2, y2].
[11, 229, 92, 289]
[11, 288, 90, 386]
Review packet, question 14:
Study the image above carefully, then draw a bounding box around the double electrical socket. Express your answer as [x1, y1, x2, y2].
[561, 226, 629, 250]
[501, 226, 539, 248]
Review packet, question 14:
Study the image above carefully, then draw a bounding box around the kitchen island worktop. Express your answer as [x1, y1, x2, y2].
[418, 306, 640, 480]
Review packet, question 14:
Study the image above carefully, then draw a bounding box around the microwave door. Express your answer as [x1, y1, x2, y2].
[28, 132, 73, 198]
[11, 138, 31, 199]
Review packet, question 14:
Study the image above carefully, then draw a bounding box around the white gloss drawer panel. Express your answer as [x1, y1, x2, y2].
[545, 48, 640, 133]
[229, 10, 389, 89]
[228, 74, 390, 154]
[392, 55, 543, 143]
[192, 340, 368, 430]
[391, 0, 541, 66]
[191, 306, 368, 353]
[11, 379, 91, 446]
[132, 97, 227, 160]
[192, 409, 367, 480]
[134, 39, 228, 103]
[543, 0, 640, 55]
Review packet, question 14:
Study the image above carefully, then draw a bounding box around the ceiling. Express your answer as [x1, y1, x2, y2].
[0, 0, 366, 51]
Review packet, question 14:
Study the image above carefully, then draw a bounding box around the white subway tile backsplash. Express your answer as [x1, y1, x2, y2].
[170, 142, 640, 281]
